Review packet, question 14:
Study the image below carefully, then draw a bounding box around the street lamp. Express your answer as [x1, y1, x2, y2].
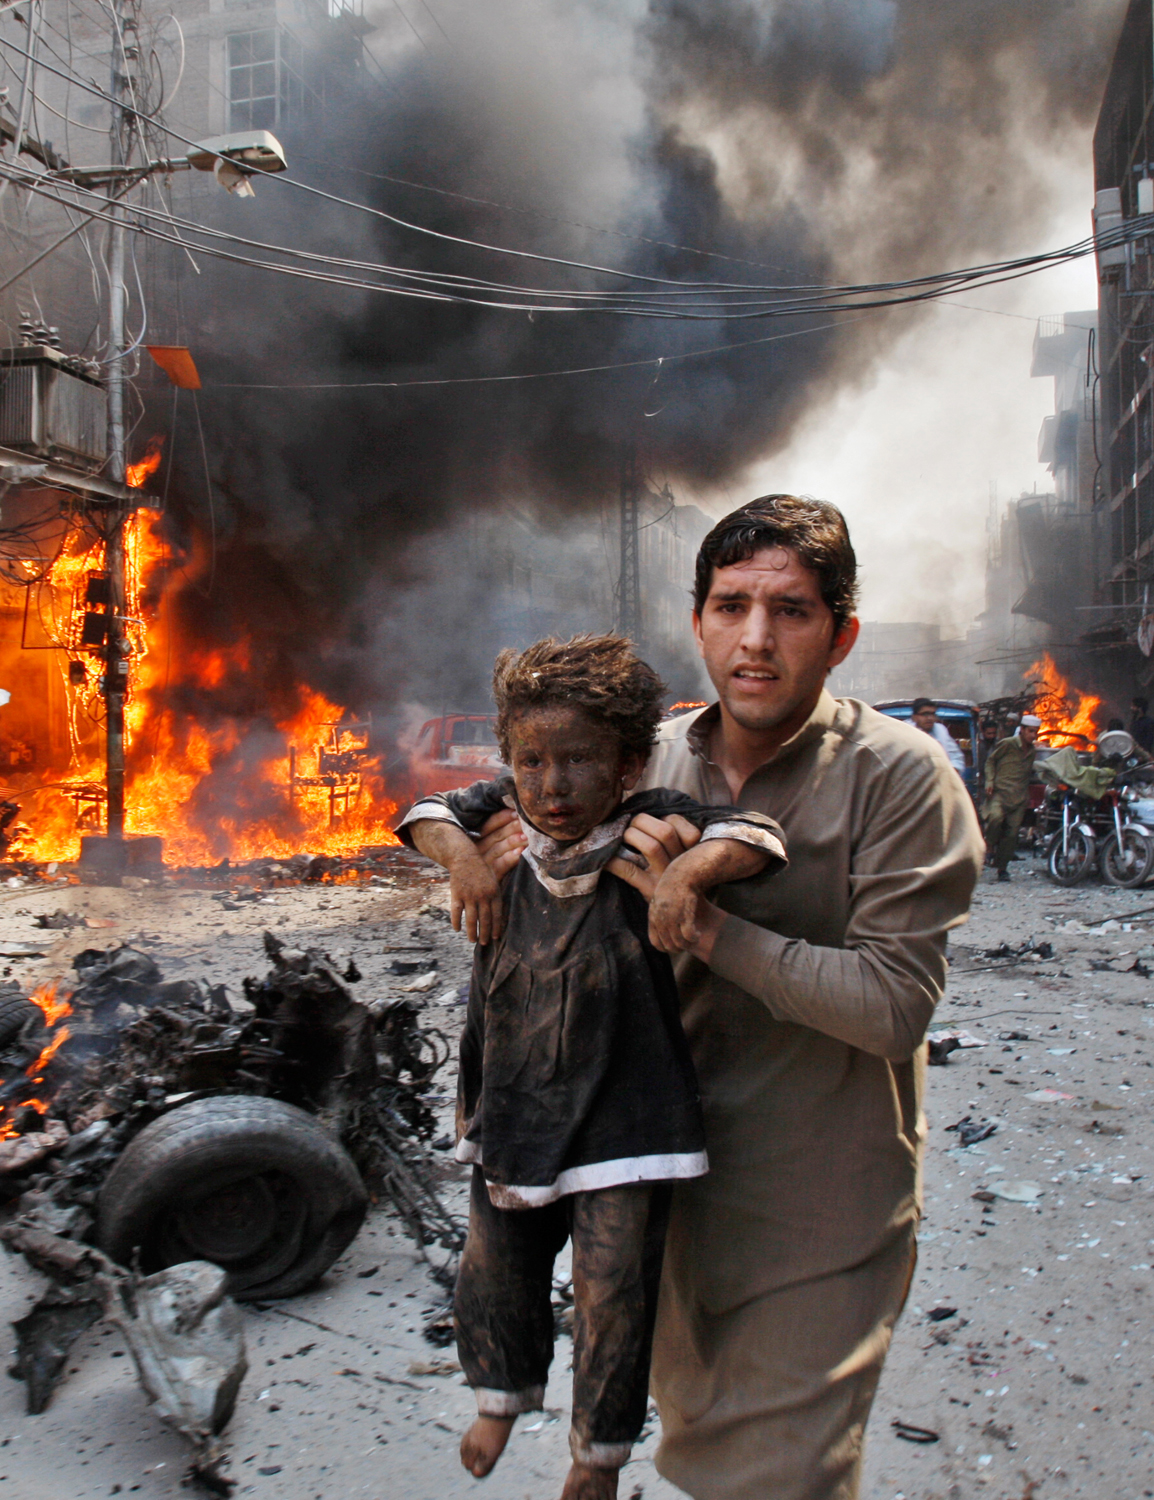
[51, 130, 289, 196]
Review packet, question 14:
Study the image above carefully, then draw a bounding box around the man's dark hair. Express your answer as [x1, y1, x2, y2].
[692, 494, 859, 632]
[492, 634, 666, 763]
[1133, 696, 1149, 714]
[911, 698, 935, 715]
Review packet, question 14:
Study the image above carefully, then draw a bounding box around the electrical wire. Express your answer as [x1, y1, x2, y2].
[0, 8, 1142, 391]
[153, 13, 184, 112]
[2, 27, 1124, 303]
[286, 150, 808, 280]
[0, 0, 42, 205]
[0, 170, 145, 296]
[2, 156, 1141, 328]
[389, 0, 430, 53]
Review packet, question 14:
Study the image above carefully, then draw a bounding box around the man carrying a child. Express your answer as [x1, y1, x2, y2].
[472, 496, 985, 1500]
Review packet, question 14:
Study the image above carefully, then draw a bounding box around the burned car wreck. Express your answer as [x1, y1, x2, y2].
[0, 932, 461, 1491]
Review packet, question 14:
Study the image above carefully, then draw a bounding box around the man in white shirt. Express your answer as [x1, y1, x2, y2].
[911, 697, 966, 775]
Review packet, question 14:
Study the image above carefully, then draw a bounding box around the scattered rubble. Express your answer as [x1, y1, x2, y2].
[1, 1220, 246, 1493]
[0, 926, 464, 1490]
[945, 1115, 999, 1146]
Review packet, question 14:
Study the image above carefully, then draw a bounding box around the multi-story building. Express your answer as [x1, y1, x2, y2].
[0, 0, 371, 346]
[1093, 0, 1154, 626]
[1032, 311, 1099, 514]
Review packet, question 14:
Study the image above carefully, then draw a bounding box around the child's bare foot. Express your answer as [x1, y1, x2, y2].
[460, 1415, 515, 1478]
[560, 1462, 620, 1500]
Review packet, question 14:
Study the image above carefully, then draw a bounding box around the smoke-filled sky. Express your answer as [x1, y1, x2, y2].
[152, 0, 1127, 717]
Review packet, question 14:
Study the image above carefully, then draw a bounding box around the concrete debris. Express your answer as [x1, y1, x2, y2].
[987, 1180, 1044, 1203]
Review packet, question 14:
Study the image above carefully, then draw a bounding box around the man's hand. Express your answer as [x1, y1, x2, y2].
[606, 813, 702, 898]
[450, 852, 505, 945]
[476, 808, 526, 878]
[647, 861, 727, 960]
[476, 809, 705, 896]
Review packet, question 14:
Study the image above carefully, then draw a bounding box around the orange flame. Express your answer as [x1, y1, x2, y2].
[10, 508, 402, 865]
[26, 1026, 70, 1080]
[126, 437, 164, 489]
[1026, 653, 1103, 747]
[0, 994, 72, 1138]
[28, 982, 72, 1028]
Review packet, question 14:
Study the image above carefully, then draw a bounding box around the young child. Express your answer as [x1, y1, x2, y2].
[399, 634, 786, 1500]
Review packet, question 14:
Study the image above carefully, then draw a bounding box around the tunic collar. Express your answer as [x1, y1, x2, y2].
[685, 689, 840, 777]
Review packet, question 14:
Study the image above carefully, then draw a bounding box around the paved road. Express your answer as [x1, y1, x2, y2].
[0, 858, 1151, 1499]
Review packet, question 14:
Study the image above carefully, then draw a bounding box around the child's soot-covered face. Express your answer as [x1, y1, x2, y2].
[507, 704, 644, 843]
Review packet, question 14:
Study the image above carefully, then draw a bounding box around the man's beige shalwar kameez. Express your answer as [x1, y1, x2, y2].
[639, 692, 984, 1500]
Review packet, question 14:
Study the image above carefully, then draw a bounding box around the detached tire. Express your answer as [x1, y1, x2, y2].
[0, 992, 37, 1048]
[96, 1096, 367, 1301]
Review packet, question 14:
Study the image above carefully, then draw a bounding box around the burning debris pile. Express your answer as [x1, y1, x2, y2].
[0, 840, 438, 900]
[980, 652, 1105, 748]
[0, 934, 462, 1491]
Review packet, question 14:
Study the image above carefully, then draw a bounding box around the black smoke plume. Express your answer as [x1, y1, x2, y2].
[144, 0, 1124, 739]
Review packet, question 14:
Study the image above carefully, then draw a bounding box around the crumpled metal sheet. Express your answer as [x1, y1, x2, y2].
[113, 1260, 248, 1441]
[2, 1223, 247, 1494]
[11, 1282, 108, 1413]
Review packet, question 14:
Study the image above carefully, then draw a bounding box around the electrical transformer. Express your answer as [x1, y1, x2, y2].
[0, 346, 107, 471]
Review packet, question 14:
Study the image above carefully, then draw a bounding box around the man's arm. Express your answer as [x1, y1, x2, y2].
[701, 754, 983, 1062]
[984, 738, 1006, 796]
[647, 837, 775, 954]
[406, 820, 504, 945]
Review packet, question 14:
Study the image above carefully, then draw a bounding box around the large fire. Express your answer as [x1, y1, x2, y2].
[1026, 653, 1103, 747]
[1, 440, 401, 866]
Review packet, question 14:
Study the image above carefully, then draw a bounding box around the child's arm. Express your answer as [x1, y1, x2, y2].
[407, 819, 505, 944]
[398, 783, 514, 945]
[647, 838, 771, 959]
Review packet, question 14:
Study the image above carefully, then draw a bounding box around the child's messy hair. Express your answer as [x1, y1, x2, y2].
[492, 634, 666, 763]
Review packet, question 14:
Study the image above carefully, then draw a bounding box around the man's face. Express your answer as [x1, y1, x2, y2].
[1019, 725, 1038, 748]
[1132, 701, 1144, 718]
[911, 706, 937, 734]
[983, 723, 998, 741]
[506, 704, 643, 843]
[693, 547, 856, 738]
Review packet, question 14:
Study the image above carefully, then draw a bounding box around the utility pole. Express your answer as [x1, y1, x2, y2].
[618, 447, 643, 644]
[103, 0, 134, 851]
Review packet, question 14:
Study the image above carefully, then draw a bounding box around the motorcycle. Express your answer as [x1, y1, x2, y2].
[1043, 782, 1097, 886]
[1042, 757, 1154, 887]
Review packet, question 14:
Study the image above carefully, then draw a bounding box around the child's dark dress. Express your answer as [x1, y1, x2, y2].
[397, 779, 787, 1468]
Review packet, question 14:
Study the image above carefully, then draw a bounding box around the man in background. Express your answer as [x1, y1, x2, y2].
[983, 714, 1040, 882]
[1129, 696, 1154, 753]
[910, 697, 966, 775]
[976, 717, 1000, 780]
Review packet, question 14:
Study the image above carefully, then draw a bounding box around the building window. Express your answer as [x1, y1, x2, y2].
[228, 29, 310, 131]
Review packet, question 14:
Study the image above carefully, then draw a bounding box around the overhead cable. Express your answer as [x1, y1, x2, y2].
[2, 160, 1146, 327]
[0, 29, 1111, 300]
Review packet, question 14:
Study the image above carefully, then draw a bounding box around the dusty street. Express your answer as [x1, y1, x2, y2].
[0, 854, 1151, 1500]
